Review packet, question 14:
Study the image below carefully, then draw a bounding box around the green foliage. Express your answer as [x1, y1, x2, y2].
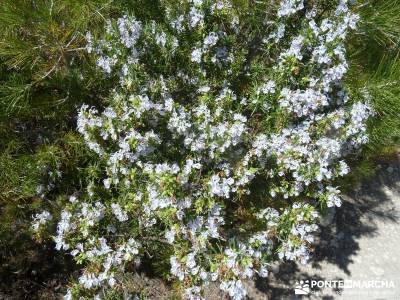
[0, 0, 121, 296]
[333, 0, 400, 186]
[352, 0, 400, 77]
[0, 0, 107, 117]
[350, 0, 400, 152]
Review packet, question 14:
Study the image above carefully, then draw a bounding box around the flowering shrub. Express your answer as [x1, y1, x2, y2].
[36, 0, 372, 299]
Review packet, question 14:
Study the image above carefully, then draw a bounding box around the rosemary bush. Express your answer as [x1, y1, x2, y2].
[1, 0, 399, 300]
[31, 0, 374, 299]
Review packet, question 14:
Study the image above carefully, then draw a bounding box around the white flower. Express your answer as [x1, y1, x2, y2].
[69, 195, 77, 203]
[259, 80, 276, 94]
[111, 203, 129, 222]
[165, 228, 176, 244]
[198, 85, 210, 93]
[191, 48, 203, 63]
[32, 211, 52, 231]
[203, 32, 219, 48]
[170, 256, 184, 281]
[280, 35, 305, 61]
[278, 0, 304, 18]
[220, 280, 247, 300]
[186, 252, 197, 269]
[117, 15, 142, 49]
[156, 31, 167, 47]
[64, 290, 73, 300]
[189, 7, 204, 28]
[104, 178, 111, 189]
[326, 186, 342, 207]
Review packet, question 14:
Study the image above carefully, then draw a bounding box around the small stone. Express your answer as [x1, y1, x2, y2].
[270, 263, 280, 274]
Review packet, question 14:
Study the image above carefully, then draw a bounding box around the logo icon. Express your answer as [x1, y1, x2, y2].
[295, 280, 310, 295]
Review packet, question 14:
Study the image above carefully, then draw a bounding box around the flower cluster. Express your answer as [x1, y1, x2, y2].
[39, 1, 372, 299]
[32, 210, 52, 232]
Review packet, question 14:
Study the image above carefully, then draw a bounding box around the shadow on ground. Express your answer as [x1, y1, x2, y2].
[251, 154, 400, 300]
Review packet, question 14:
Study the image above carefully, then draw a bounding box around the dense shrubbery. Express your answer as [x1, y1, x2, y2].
[1, 0, 400, 299]
[36, 0, 372, 298]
